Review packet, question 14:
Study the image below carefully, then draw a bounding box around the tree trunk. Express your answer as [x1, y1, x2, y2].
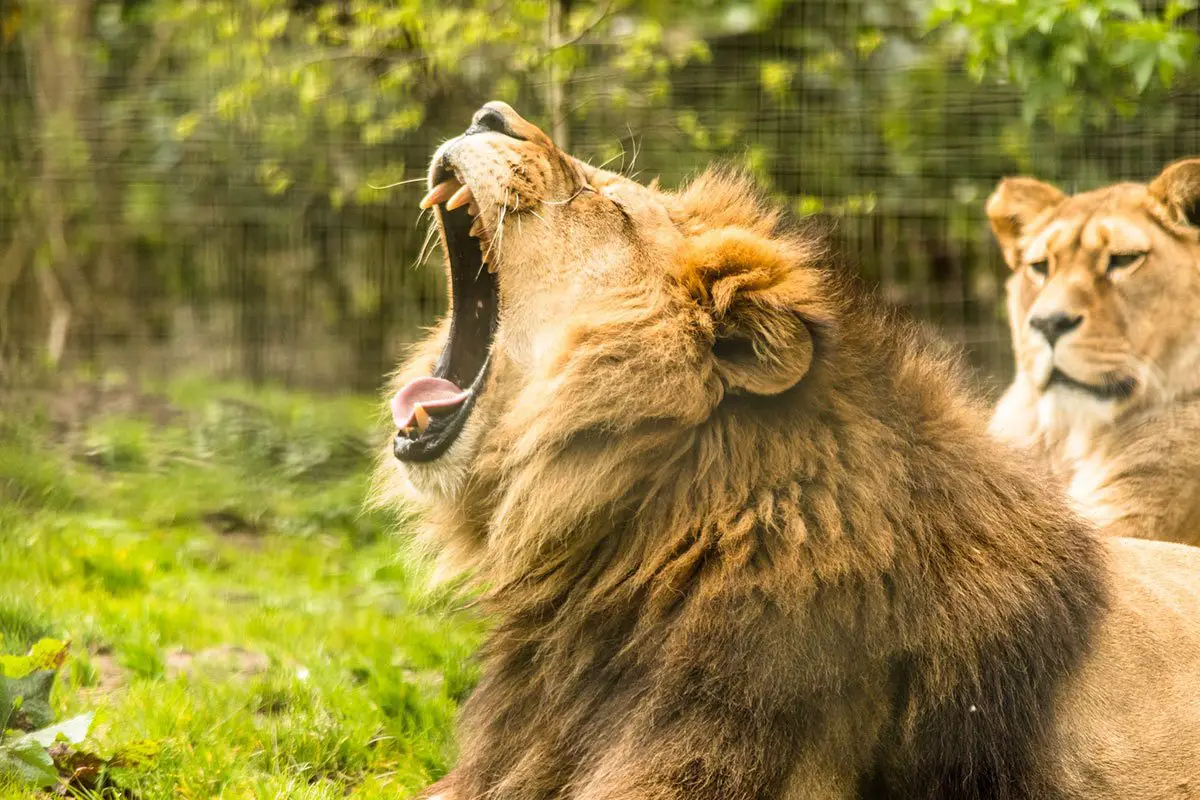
[546, 0, 570, 150]
[236, 222, 268, 386]
[25, 0, 99, 366]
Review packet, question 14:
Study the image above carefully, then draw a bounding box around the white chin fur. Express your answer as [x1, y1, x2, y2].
[1065, 452, 1123, 529]
[1036, 387, 1118, 462]
[399, 412, 485, 501]
[1028, 347, 1054, 390]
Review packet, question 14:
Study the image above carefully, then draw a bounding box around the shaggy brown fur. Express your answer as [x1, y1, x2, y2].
[987, 162, 1200, 544]
[377, 103, 1200, 800]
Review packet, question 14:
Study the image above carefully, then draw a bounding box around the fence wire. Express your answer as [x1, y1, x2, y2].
[2, 1, 1199, 394]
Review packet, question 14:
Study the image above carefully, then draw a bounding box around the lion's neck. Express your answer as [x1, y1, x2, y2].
[444, 325, 1111, 799]
[473, 339, 1107, 619]
[453, 342, 1108, 799]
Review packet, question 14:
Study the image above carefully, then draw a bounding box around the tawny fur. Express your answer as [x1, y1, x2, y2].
[377, 104, 1200, 800]
[987, 162, 1200, 543]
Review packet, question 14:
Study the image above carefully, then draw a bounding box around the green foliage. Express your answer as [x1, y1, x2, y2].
[161, 0, 708, 207]
[4, 0, 1200, 386]
[0, 439, 81, 515]
[83, 417, 153, 472]
[0, 601, 53, 657]
[0, 639, 125, 791]
[1, 640, 69, 733]
[0, 379, 484, 798]
[3, 671, 55, 733]
[0, 738, 57, 789]
[929, 0, 1200, 129]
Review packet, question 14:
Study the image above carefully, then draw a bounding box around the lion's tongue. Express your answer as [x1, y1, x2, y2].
[391, 377, 469, 430]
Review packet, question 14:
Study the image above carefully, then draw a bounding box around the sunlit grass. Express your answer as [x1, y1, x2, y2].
[0, 378, 481, 799]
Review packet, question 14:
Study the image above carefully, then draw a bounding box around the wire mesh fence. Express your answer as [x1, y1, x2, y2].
[2, 1, 1199, 395]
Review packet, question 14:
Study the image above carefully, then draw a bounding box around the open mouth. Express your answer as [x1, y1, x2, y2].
[1044, 368, 1137, 401]
[391, 160, 499, 463]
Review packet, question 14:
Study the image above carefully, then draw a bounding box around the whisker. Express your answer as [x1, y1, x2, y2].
[626, 124, 642, 175]
[413, 221, 439, 270]
[369, 176, 432, 190]
[495, 189, 509, 258]
[480, 190, 509, 280]
[414, 235, 437, 271]
[544, 185, 586, 205]
[593, 150, 626, 173]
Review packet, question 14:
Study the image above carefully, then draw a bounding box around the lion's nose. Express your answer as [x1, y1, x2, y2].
[1029, 312, 1083, 347]
[465, 102, 524, 140]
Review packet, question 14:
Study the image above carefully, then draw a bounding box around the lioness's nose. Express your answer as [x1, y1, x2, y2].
[1029, 311, 1083, 347]
[465, 102, 525, 140]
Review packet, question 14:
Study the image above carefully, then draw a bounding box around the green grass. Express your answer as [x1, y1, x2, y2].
[0, 376, 484, 798]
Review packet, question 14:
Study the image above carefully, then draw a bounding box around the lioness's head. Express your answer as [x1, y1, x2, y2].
[381, 102, 836, 572]
[988, 160, 1200, 418]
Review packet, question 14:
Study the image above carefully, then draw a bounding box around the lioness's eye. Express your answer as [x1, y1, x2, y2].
[1028, 259, 1049, 277]
[1107, 252, 1144, 272]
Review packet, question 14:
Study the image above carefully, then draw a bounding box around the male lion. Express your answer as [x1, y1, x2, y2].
[987, 162, 1200, 543]
[377, 103, 1200, 799]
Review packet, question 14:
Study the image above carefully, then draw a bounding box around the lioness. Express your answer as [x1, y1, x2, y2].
[378, 103, 1200, 799]
[987, 162, 1200, 543]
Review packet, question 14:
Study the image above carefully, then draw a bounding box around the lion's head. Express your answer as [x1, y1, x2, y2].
[987, 160, 1200, 432]
[379, 101, 838, 581]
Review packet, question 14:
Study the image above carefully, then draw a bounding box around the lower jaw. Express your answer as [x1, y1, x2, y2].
[393, 412, 469, 463]
[1041, 375, 1136, 403]
[393, 382, 482, 463]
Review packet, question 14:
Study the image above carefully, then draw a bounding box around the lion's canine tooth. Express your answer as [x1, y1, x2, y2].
[470, 217, 485, 238]
[420, 179, 461, 209]
[446, 184, 474, 211]
[413, 404, 431, 433]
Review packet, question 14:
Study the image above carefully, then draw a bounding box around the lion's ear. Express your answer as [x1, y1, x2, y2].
[1148, 158, 1200, 228]
[679, 228, 828, 396]
[986, 178, 1066, 268]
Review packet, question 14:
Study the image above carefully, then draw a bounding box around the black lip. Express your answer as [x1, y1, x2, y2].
[393, 167, 499, 463]
[1045, 368, 1137, 401]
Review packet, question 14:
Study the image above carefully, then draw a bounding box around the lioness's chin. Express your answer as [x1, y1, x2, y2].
[1033, 386, 1121, 463]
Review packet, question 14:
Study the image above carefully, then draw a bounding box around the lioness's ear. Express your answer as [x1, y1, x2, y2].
[1148, 158, 1200, 228]
[986, 178, 1066, 268]
[678, 228, 829, 396]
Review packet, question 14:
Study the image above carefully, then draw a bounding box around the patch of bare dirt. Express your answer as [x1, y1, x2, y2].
[89, 650, 126, 693]
[200, 508, 267, 548]
[165, 645, 270, 681]
[1, 376, 180, 443]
